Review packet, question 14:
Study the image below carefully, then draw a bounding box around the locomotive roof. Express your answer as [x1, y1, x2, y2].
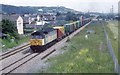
[31, 28, 55, 35]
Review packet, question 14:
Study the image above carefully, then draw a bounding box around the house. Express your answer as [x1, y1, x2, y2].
[17, 16, 24, 34]
[0, 14, 30, 34]
[0, 14, 20, 24]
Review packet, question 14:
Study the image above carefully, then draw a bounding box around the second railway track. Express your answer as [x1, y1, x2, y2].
[0, 44, 30, 60]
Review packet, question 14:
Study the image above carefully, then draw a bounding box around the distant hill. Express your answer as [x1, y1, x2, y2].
[1, 4, 38, 14]
[0, 4, 81, 14]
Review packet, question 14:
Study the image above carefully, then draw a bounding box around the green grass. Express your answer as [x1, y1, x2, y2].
[39, 21, 114, 73]
[0, 38, 2, 51]
[105, 20, 119, 64]
[118, 21, 120, 64]
[1, 36, 30, 52]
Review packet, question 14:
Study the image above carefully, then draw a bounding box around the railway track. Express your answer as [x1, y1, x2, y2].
[0, 53, 31, 71]
[1, 21, 91, 74]
[1, 49, 56, 75]
[0, 44, 30, 60]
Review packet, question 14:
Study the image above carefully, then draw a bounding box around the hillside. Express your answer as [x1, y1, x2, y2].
[0, 4, 81, 14]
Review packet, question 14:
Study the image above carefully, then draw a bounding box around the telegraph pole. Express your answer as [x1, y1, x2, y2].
[111, 5, 114, 15]
[110, 5, 114, 20]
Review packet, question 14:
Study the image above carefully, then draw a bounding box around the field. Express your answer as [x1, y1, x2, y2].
[40, 21, 114, 73]
[105, 20, 119, 63]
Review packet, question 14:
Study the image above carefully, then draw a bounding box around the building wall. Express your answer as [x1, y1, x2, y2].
[17, 16, 24, 34]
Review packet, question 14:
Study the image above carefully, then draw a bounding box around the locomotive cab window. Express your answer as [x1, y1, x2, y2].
[31, 35, 43, 39]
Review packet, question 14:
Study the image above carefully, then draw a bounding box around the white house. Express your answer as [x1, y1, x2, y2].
[17, 16, 24, 34]
[36, 15, 45, 25]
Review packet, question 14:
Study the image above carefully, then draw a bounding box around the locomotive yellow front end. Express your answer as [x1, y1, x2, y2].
[30, 31, 45, 52]
[30, 39, 44, 46]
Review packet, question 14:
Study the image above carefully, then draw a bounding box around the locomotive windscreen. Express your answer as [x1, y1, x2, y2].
[31, 31, 44, 39]
[31, 35, 43, 39]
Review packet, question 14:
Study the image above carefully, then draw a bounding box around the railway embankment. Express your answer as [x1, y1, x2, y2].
[40, 21, 115, 73]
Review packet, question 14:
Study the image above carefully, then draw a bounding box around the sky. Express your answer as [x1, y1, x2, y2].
[0, 0, 119, 13]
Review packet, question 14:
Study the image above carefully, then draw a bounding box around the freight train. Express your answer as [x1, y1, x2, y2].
[30, 18, 91, 52]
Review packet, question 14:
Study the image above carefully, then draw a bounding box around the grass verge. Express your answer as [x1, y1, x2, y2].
[40, 21, 114, 73]
[1, 36, 30, 52]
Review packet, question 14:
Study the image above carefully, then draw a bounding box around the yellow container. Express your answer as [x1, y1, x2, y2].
[53, 26, 65, 34]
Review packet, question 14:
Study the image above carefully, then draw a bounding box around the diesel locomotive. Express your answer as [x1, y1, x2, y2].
[30, 18, 91, 52]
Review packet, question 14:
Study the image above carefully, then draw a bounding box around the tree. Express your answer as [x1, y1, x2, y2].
[65, 12, 78, 21]
[56, 12, 61, 16]
[1, 19, 19, 39]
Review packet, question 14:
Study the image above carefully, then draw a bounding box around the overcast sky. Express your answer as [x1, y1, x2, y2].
[1, 0, 119, 13]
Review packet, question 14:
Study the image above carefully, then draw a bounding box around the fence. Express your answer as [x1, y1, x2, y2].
[102, 22, 120, 74]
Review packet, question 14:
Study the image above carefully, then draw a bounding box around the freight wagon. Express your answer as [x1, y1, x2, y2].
[53, 26, 65, 41]
[76, 21, 80, 29]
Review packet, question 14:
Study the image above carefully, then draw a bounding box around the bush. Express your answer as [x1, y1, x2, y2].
[1, 19, 19, 39]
